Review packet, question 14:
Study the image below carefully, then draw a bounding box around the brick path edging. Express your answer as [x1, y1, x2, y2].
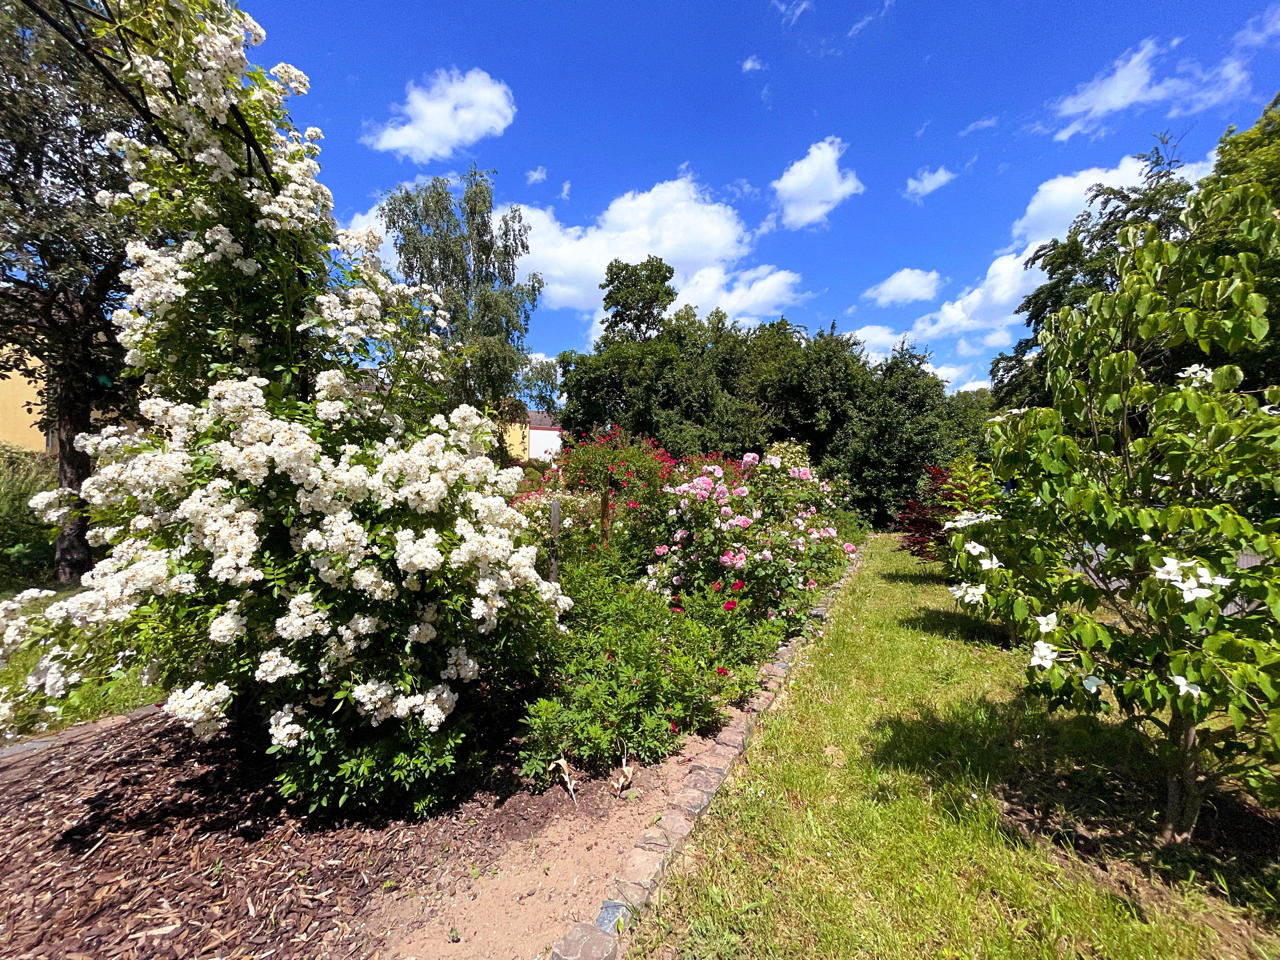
[548, 556, 863, 960]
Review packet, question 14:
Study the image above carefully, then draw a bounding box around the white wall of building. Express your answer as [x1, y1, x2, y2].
[529, 427, 562, 461]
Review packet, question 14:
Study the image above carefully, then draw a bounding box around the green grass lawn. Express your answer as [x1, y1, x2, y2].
[628, 535, 1279, 960]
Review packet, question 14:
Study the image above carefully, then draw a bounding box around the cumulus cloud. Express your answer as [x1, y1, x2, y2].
[771, 137, 865, 229]
[363, 68, 515, 164]
[559, 180, 572, 200]
[515, 174, 807, 326]
[862, 267, 943, 306]
[525, 166, 548, 185]
[742, 55, 766, 72]
[959, 115, 998, 136]
[1050, 19, 1268, 142]
[903, 165, 956, 202]
[926, 363, 968, 385]
[850, 324, 908, 354]
[956, 378, 992, 393]
[849, 150, 1189, 375]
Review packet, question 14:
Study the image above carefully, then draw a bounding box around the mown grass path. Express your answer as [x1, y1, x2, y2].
[629, 535, 1277, 960]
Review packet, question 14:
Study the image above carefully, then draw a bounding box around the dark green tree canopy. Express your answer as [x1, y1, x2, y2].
[0, 4, 147, 579]
[598, 255, 677, 344]
[559, 257, 979, 522]
[380, 167, 542, 415]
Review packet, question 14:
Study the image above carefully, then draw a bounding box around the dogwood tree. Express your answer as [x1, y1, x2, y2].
[951, 179, 1280, 844]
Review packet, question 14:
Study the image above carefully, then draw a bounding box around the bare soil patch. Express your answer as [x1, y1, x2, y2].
[0, 710, 719, 959]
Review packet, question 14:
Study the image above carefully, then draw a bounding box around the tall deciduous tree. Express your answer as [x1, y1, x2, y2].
[0, 4, 143, 581]
[380, 168, 542, 419]
[990, 139, 1195, 409]
[825, 344, 950, 526]
[598, 255, 676, 343]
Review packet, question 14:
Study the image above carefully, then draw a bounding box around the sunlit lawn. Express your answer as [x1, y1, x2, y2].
[628, 535, 1279, 960]
[0, 586, 161, 740]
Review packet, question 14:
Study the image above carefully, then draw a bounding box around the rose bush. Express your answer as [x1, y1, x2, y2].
[0, 0, 567, 812]
[644, 452, 856, 630]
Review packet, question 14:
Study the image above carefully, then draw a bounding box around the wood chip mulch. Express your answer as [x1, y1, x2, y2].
[0, 712, 587, 959]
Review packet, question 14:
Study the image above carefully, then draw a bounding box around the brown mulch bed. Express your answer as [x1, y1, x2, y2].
[0, 711, 631, 959]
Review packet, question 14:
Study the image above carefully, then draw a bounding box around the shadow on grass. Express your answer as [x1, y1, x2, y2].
[899, 606, 1014, 648]
[879, 569, 951, 587]
[870, 693, 1280, 925]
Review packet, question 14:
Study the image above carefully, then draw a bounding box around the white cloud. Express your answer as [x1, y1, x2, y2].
[1051, 30, 1257, 141]
[771, 137, 865, 229]
[849, 0, 895, 38]
[516, 174, 807, 326]
[1010, 154, 1147, 248]
[959, 115, 998, 136]
[851, 151, 1181, 366]
[525, 166, 548, 185]
[911, 154, 1150, 347]
[926, 362, 968, 385]
[862, 267, 943, 306]
[904, 165, 956, 202]
[363, 68, 516, 164]
[772, 0, 814, 26]
[1235, 4, 1280, 48]
[956, 379, 992, 393]
[559, 180, 572, 200]
[850, 324, 908, 354]
[742, 55, 766, 73]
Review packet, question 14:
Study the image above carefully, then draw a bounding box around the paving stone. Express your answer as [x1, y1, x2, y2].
[760, 662, 786, 679]
[617, 847, 666, 892]
[715, 719, 750, 749]
[683, 768, 723, 794]
[636, 825, 674, 853]
[656, 808, 695, 842]
[552, 922, 618, 960]
[691, 745, 737, 774]
[595, 900, 634, 934]
[606, 879, 653, 910]
[746, 690, 775, 713]
[671, 786, 712, 817]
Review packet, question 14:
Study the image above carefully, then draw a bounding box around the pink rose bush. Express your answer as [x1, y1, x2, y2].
[643, 452, 851, 626]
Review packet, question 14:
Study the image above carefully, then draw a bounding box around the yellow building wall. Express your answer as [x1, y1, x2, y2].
[0, 374, 47, 452]
[503, 421, 530, 460]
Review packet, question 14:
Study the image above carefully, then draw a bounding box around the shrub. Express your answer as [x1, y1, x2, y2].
[645, 451, 853, 632]
[0, 2, 568, 814]
[520, 557, 773, 775]
[0, 444, 56, 590]
[897, 456, 1000, 562]
[951, 182, 1280, 843]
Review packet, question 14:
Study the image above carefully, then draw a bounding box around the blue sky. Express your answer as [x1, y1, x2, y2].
[249, 0, 1280, 391]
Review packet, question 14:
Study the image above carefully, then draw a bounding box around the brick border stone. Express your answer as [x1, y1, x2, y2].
[548, 556, 863, 959]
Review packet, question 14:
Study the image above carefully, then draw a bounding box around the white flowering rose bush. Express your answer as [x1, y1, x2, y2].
[0, 0, 567, 812]
[948, 182, 1280, 843]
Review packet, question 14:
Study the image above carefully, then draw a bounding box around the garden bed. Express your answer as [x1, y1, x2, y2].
[0, 709, 729, 959]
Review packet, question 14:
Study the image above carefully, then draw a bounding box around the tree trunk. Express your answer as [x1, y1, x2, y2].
[1159, 707, 1206, 846]
[53, 397, 93, 584]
